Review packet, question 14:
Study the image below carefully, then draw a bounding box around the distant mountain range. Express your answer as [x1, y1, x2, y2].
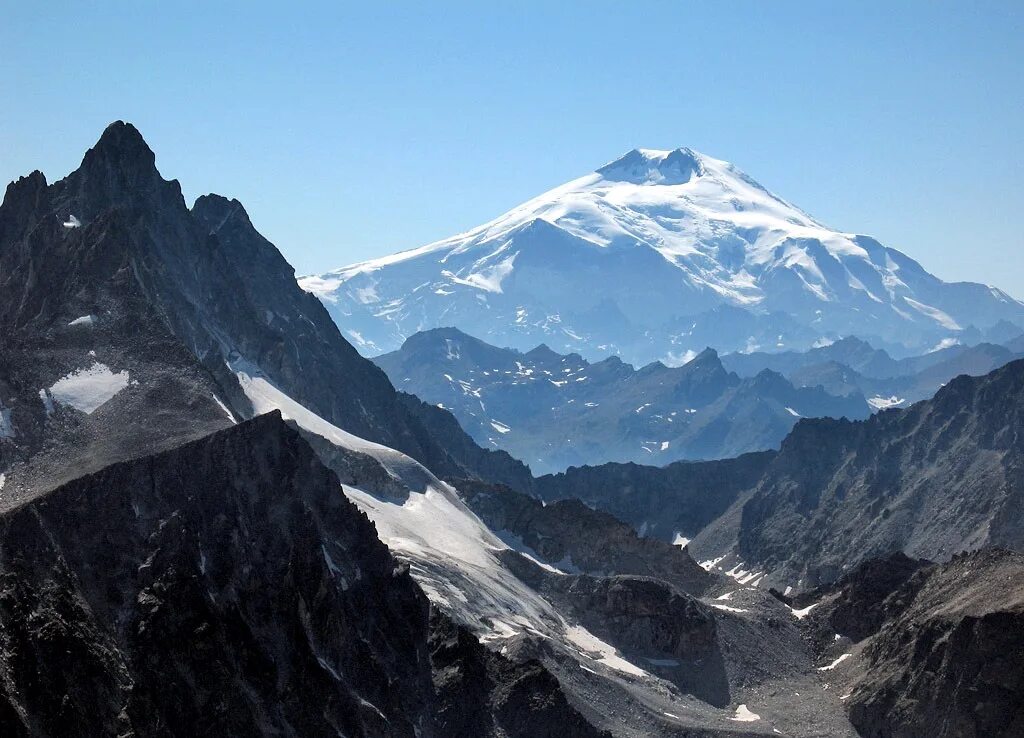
[302, 147, 1024, 365]
[375, 327, 870, 473]
[374, 327, 1023, 473]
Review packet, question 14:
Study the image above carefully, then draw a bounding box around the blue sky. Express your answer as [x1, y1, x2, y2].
[3, 2, 1022, 294]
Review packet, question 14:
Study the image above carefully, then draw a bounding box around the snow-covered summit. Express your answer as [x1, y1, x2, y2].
[302, 147, 1024, 364]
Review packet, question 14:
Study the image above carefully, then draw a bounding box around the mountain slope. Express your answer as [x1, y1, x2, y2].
[690, 358, 1024, 589]
[375, 327, 869, 472]
[303, 147, 1024, 364]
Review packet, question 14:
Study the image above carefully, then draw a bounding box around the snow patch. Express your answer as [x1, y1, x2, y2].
[730, 704, 760, 722]
[48, 363, 129, 414]
[818, 653, 851, 671]
[868, 395, 905, 410]
[711, 603, 748, 613]
[67, 314, 97, 328]
[790, 602, 818, 620]
[212, 395, 237, 423]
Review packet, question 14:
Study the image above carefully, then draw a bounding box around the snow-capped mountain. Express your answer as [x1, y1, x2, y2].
[302, 147, 1024, 365]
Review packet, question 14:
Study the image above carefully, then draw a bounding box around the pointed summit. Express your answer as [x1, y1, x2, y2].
[49, 121, 174, 220]
[89, 121, 156, 169]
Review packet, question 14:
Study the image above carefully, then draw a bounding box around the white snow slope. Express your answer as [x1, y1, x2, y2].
[302, 148, 1024, 365]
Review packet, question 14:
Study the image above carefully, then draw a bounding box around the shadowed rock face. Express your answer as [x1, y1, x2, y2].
[0, 413, 603, 738]
[796, 550, 1024, 738]
[0, 412, 433, 737]
[429, 612, 610, 738]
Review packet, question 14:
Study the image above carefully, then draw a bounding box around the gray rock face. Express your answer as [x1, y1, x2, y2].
[0, 413, 603, 737]
[730, 359, 1024, 588]
[375, 327, 869, 473]
[792, 550, 1024, 738]
[848, 550, 1024, 738]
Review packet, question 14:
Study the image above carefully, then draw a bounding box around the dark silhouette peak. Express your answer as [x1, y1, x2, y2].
[192, 193, 253, 233]
[86, 120, 157, 172]
[525, 343, 561, 362]
[1, 170, 48, 210]
[0, 170, 51, 243]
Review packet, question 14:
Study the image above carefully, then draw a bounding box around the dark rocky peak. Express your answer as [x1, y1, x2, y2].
[749, 367, 794, 394]
[388, 326, 514, 372]
[191, 192, 250, 230]
[524, 342, 562, 364]
[0, 170, 49, 244]
[662, 347, 737, 402]
[192, 191, 298, 294]
[50, 121, 184, 222]
[681, 347, 723, 372]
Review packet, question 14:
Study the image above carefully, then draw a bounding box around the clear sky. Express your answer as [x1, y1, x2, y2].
[3, 2, 1022, 295]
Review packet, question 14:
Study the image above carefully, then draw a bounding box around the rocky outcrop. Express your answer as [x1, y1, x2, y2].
[830, 550, 1024, 738]
[429, 612, 609, 738]
[0, 413, 434, 736]
[454, 477, 710, 594]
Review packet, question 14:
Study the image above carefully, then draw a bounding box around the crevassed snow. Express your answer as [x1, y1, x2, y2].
[818, 653, 851, 671]
[730, 704, 760, 722]
[48, 363, 129, 414]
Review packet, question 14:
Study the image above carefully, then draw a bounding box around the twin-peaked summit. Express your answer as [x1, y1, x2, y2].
[303, 146, 1024, 366]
